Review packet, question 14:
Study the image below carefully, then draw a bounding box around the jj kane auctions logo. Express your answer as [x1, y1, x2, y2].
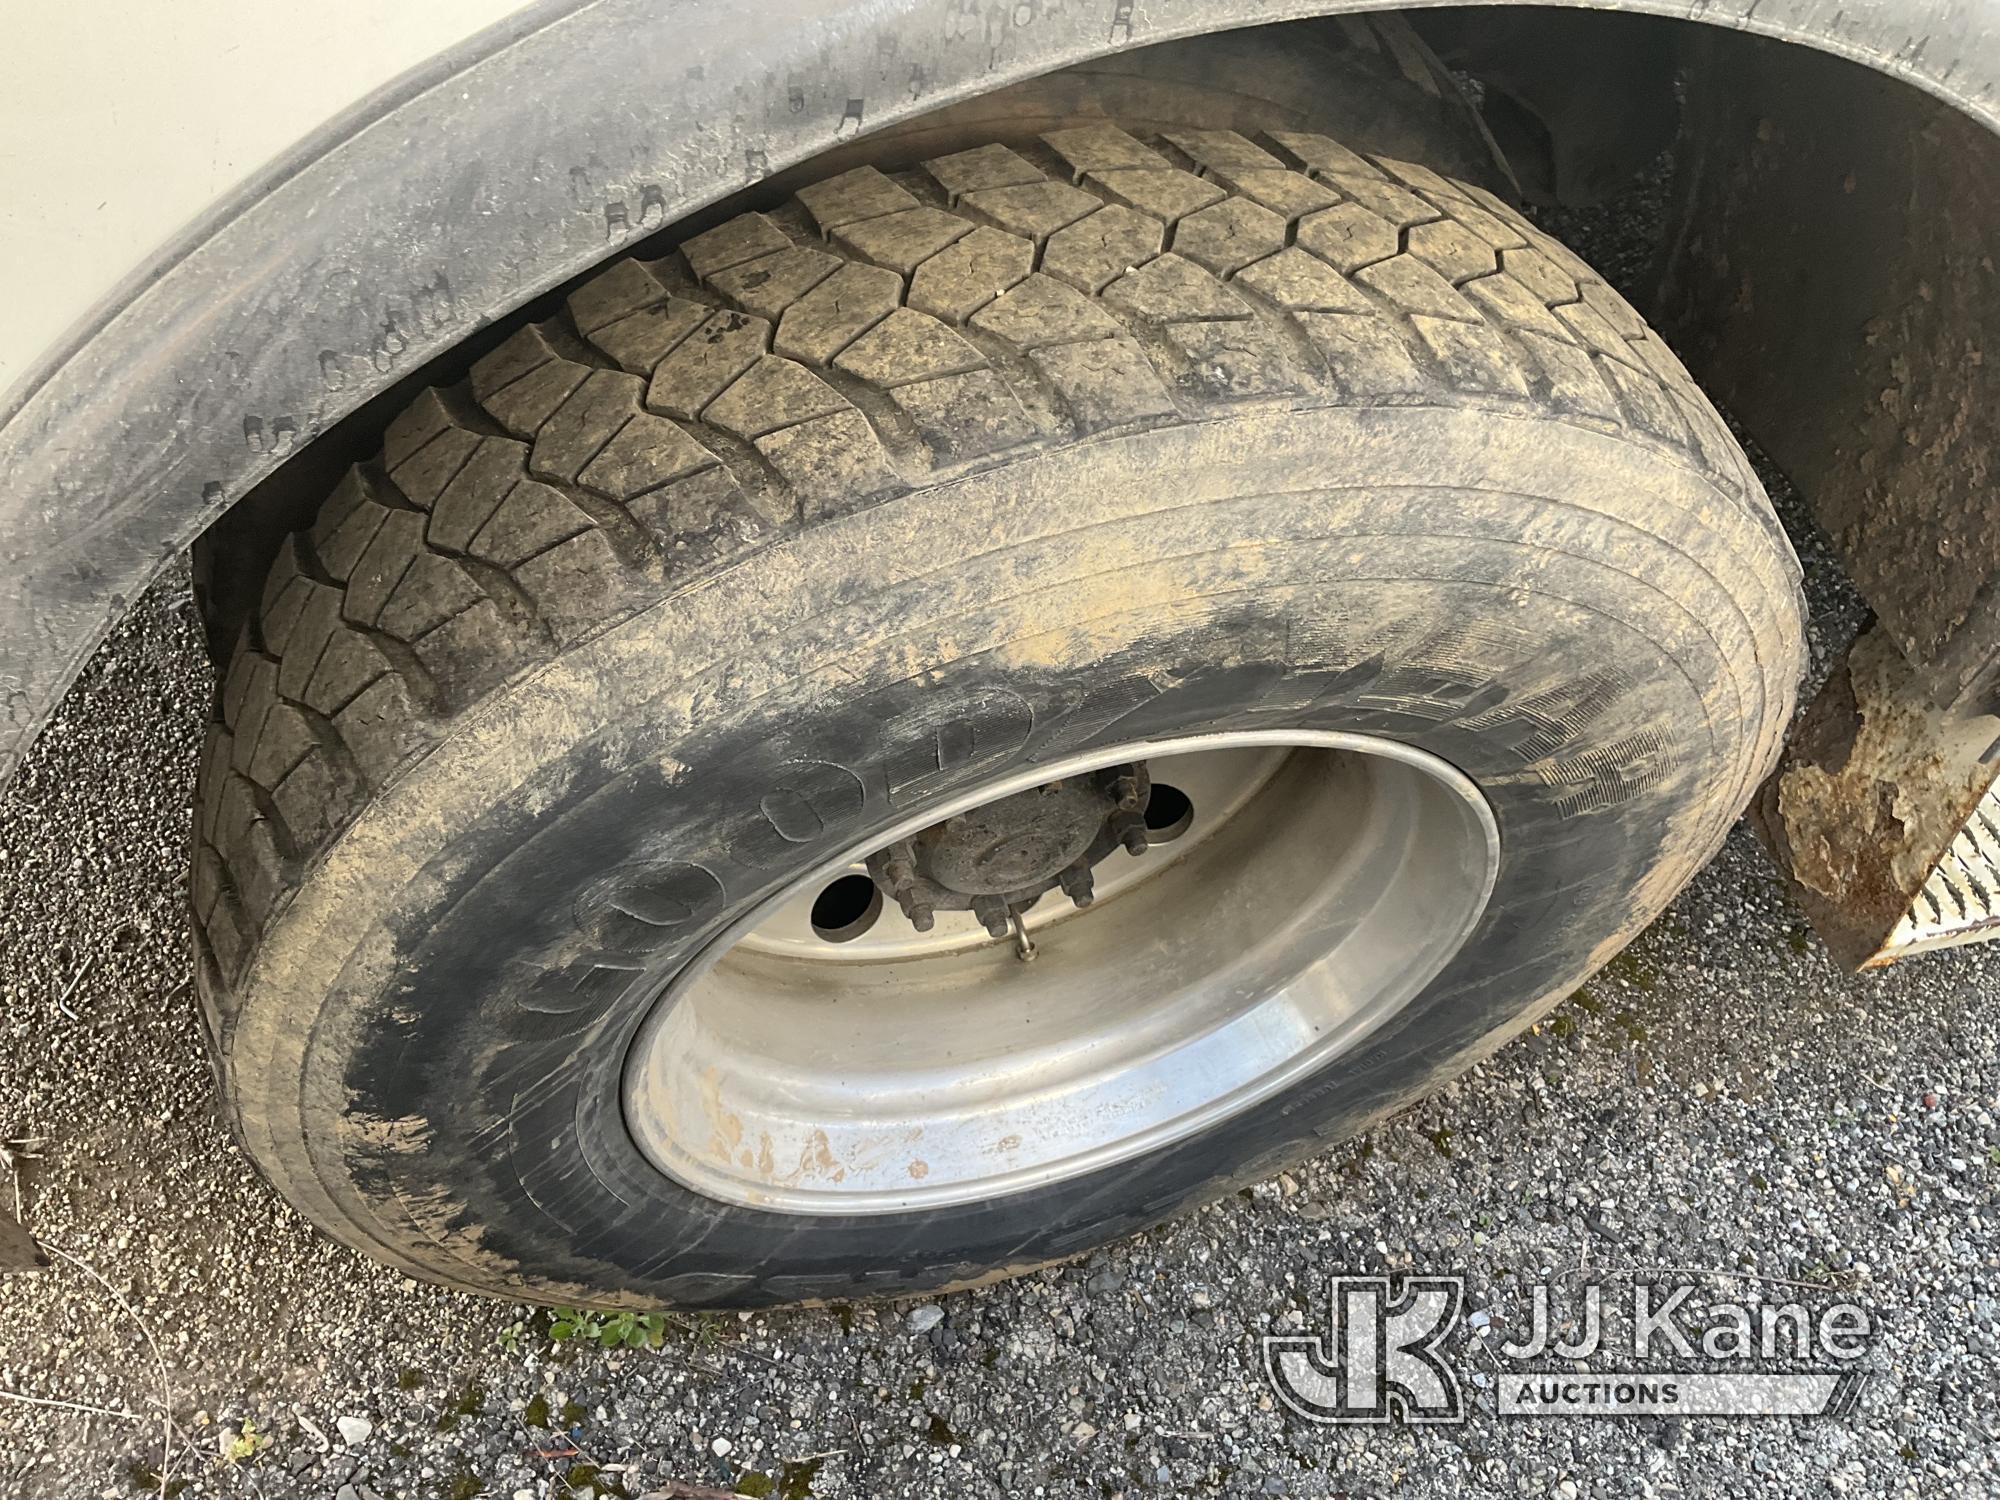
[1263, 1276, 1872, 1423]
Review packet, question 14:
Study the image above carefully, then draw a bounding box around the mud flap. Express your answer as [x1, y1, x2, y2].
[1755, 627, 2000, 967]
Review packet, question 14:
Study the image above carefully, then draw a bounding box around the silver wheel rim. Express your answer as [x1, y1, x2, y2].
[623, 731, 1500, 1215]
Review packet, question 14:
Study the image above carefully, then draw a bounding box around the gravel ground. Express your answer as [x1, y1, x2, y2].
[5, 188, 2000, 1500]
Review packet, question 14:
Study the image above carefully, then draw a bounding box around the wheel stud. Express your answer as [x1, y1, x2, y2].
[972, 895, 1011, 939]
[1059, 862, 1095, 908]
[861, 762, 1158, 942]
[1118, 818, 1149, 856]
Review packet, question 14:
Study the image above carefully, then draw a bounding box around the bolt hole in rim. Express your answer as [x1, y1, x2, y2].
[808, 873, 882, 944]
[624, 732, 1500, 1215]
[1142, 781, 1194, 843]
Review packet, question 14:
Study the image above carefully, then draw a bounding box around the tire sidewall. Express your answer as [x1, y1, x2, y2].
[230, 405, 1787, 1303]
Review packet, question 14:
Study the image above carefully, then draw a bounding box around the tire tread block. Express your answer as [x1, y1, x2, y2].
[197, 121, 1780, 1162]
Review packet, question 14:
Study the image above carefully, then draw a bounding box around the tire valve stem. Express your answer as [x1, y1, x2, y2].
[1007, 908, 1037, 963]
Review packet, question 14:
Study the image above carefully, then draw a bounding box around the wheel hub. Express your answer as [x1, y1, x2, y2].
[623, 732, 1501, 1215]
[867, 764, 1151, 936]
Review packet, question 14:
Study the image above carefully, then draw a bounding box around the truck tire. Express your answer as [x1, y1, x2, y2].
[193, 122, 1804, 1306]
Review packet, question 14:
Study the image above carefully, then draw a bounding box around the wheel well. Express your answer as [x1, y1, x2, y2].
[199, 8, 1998, 707]
[8, 0, 1996, 798]
[195, 14, 1509, 659]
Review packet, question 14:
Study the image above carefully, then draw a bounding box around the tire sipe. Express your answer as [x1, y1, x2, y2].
[193, 121, 1804, 1305]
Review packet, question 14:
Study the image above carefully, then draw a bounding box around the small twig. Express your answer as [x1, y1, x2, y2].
[171, 1423, 268, 1500]
[0, 1388, 142, 1420]
[670, 1325, 782, 1370]
[1638, 1265, 1849, 1293]
[53, 953, 100, 1020]
[1561, 1262, 1847, 1294]
[514, 1405, 606, 1469]
[294, 1408, 331, 1453]
[43, 1244, 176, 1500]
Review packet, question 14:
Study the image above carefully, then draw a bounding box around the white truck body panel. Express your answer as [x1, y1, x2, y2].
[0, 0, 530, 400]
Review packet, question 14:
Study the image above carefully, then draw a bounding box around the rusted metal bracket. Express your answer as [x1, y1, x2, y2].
[1754, 628, 2000, 967]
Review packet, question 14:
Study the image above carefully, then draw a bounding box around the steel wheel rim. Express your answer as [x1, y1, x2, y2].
[623, 730, 1501, 1215]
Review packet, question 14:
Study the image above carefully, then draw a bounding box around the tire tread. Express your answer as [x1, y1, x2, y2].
[194, 121, 1785, 1037]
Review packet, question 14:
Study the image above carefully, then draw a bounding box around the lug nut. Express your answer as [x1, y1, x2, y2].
[1059, 862, 1095, 908]
[887, 882, 935, 931]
